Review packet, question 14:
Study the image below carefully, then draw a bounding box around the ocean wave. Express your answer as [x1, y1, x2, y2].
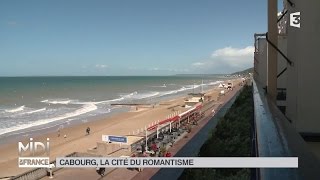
[41, 99, 71, 104]
[4, 106, 25, 113]
[159, 81, 220, 97]
[161, 90, 177, 96]
[0, 103, 98, 136]
[160, 86, 187, 96]
[207, 80, 223, 85]
[25, 108, 47, 114]
[131, 92, 160, 99]
[4, 120, 68, 137]
[72, 91, 160, 105]
[185, 85, 201, 90]
[121, 91, 138, 98]
[94, 97, 125, 104]
[150, 84, 167, 88]
[98, 91, 160, 102]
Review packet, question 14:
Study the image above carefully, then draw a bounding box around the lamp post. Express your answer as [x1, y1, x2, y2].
[157, 120, 159, 139]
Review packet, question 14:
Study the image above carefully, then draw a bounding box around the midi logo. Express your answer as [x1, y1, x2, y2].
[18, 138, 50, 168]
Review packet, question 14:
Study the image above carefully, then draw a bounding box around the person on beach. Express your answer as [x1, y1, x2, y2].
[57, 129, 60, 137]
[96, 167, 105, 177]
[165, 151, 172, 157]
[64, 134, 67, 139]
[86, 127, 90, 135]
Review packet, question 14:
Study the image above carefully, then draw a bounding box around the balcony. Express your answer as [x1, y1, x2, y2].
[253, 80, 320, 179]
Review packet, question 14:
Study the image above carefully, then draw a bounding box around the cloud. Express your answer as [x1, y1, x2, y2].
[192, 62, 205, 67]
[150, 67, 159, 71]
[167, 68, 189, 72]
[191, 46, 254, 73]
[148, 67, 189, 73]
[95, 64, 108, 69]
[211, 46, 254, 58]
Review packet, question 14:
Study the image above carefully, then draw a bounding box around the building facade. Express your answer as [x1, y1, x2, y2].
[254, 0, 320, 135]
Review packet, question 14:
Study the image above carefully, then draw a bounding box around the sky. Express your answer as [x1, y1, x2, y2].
[0, 0, 271, 76]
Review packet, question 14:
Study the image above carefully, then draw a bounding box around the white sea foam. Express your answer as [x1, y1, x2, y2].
[159, 81, 221, 97]
[150, 84, 166, 88]
[121, 91, 138, 98]
[207, 80, 223, 85]
[131, 92, 160, 99]
[94, 97, 125, 104]
[25, 108, 47, 114]
[160, 86, 187, 96]
[0, 103, 97, 136]
[5, 120, 67, 136]
[97, 91, 159, 103]
[5, 106, 25, 113]
[185, 85, 201, 90]
[41, 99, 71, 104]
[160, 91, 176, 96]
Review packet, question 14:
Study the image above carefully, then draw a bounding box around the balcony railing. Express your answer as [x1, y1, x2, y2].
[277, 88, 287, 101]
[253, 80, 320, 180]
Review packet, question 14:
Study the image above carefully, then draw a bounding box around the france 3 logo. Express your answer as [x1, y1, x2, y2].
[290, 12, 301, 28]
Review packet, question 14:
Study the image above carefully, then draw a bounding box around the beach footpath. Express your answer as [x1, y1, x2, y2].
[131, 83, 242, 180]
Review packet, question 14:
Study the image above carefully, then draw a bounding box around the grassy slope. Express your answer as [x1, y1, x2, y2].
[179, 85, 253, 180]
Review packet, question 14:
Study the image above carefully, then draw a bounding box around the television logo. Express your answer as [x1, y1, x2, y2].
[18, 138, 50, 168]
[290, 12, 301, 28]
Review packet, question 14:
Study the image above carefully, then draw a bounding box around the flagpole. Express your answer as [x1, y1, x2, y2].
[145, 126, 147, 152]
[157, 120, 159, 139]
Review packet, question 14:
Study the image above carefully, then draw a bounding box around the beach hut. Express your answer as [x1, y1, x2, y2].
[185, 93, 205, 107]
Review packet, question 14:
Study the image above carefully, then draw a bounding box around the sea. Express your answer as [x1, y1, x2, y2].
[0, 75, 228, 143]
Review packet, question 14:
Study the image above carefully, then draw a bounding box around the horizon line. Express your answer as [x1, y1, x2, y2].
[0, 73, 233, 78]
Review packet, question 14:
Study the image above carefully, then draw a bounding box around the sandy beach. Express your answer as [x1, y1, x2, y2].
[0, 79, 241, 178]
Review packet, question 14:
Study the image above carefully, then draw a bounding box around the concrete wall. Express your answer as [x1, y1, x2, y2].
[276, 35, 288, 108]
[254, 38, 268, 87]
[286, 0, 320, 133]
[277, 35, 288, 89]
[88, 142, 131, 155]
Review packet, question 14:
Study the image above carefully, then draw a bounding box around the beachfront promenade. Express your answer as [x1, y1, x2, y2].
[39, 81, 243, 180]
